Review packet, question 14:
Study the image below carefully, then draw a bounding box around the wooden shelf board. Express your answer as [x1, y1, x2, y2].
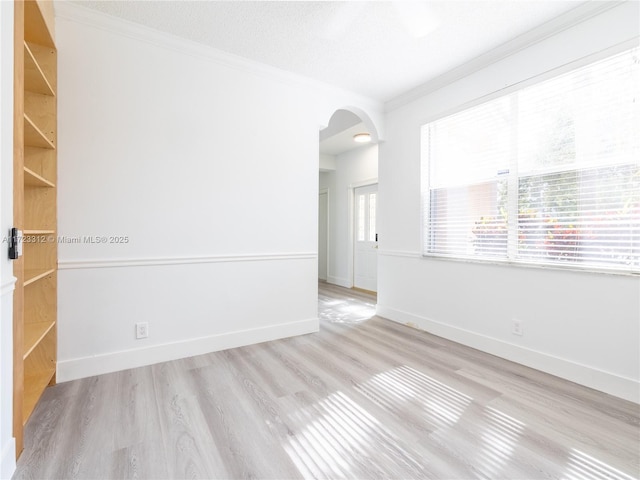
[24, 114, 55, 149]
[23, 229, 55, 235]
[23, 366, 56, 424]
[24, 1, 55, 48]
[24, 268, 55, 287]
[24, 166, 55, 188]
[24, 42, 55, 96]
[23, 321, 55, 360]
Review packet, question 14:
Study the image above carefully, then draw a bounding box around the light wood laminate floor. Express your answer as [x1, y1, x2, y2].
[14, 282, 640, 479]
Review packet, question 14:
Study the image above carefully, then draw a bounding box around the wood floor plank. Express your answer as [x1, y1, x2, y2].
[49, 373, 120, 479]
[456, 364, 640, 461]
[112, 366, 161, 450]
[110, 442, 170, 480]
[318, 318, 504, 408]
[237, 345, 312, 398]
[12, 282, 640, 480]
[108, 366, 170, 478]
[192, 356, 304, 479]
[12, 393, 71, 479]
[487, 393, 640, 475]
[151, 360, 226, 479]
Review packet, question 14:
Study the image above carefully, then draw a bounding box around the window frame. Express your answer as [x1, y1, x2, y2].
[419, 40, 640, 276]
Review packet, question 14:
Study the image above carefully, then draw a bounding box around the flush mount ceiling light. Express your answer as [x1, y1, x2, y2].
[353, 133, 371, 143]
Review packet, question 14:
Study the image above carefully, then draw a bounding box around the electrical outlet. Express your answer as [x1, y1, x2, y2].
[512, 319, 523, 336]
[135, 322, 149, 339]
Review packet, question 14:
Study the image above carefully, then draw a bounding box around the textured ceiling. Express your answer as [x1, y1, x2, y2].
[73, 0, 593, 103]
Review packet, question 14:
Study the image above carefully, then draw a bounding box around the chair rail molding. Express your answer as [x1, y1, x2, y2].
[58, 252, 317, 270]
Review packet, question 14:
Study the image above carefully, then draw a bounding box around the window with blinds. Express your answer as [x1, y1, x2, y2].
[421, 46, 640, 273]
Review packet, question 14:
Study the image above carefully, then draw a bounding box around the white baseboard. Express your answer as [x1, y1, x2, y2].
[376, 305, 640, 404]
[58, 318, 318, 382]
[327, 275, 352, 288]
[1, 438, 16, 480]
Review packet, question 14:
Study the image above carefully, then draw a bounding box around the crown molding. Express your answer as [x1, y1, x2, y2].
[385, 1, 626, 112]
[54, 2, 382, 113]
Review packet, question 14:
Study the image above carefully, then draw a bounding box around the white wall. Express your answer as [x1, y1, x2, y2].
[55, 4, 383, 381]
[324, 145, 378, 288]
[378, 2, 640, 402]
[319, 172, 335, 196]
[319, 154, 336, 172]
[0, 1, 16, 476]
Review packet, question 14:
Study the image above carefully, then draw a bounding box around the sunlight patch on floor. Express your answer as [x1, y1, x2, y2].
[356, 365, 473, 428]
[318, 294, 376, 324]
[282, 391, 425, 478]
[565, 449, 636, 480]
[473, 406, 525, 477]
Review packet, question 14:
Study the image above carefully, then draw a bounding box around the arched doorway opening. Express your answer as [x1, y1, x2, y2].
[318, 107, 380, 295]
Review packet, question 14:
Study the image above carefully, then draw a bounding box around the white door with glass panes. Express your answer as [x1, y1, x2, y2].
[354, 184, 378, 292]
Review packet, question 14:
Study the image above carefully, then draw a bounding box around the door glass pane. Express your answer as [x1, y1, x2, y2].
[369, 193, 377, 242]
[358, 194, 365, 241]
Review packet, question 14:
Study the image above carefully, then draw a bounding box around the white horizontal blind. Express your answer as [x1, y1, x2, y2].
[422, 47, 640, 272]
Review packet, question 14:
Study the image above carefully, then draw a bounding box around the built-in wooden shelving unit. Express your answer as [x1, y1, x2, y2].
[13, 0, 57, 458]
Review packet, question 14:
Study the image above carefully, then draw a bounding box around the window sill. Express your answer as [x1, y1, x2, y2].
[420, 253, 640, 277]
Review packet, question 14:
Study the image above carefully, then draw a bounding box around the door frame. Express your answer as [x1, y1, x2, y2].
[349, 178, 378, 289]
[318, 188, 329, 281]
